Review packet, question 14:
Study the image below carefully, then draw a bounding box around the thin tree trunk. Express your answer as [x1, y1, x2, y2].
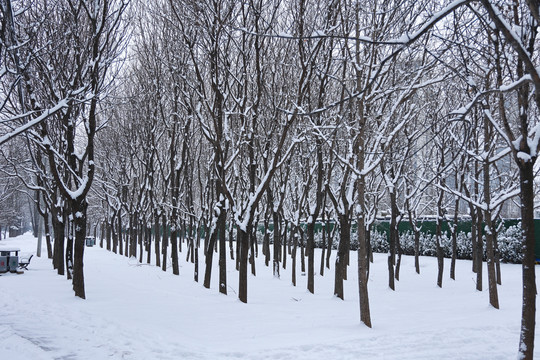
[52, 209, 65, 276]
[471, 211, 477, 273]
[249, 227, 256, 276]
[450, 194, 460, 280]
[154, 213, 160, 267]
[357, 173, 371, 327]
[263, 217, 270, 267]
[194, 221, 201, 282]
[146, 226, 151, 264]
[518, 161, 536, 360]
[476, 211, 483, 291]
[106, 220, 111, 252]
[162, 214, 168, 272]
[129, 212, 137, 259]
[388, 191, 397, 289]
[229, 221, 235, 260]
[334, 213, 349, 300]
[138, 220, 143, 263]
[43, 211, 53, 259]
[203, 227, 218, 289]
[414, 228, 420, 274]
[436, 192, 444, 288]
[218, 209, 227, 295]
[118, 213, 123, 256]
[326, 223, 335, 269]
[320, 221, 326, 276]
[124, 213, 129, 257]
[238, 224, 251, 303]
[494, 231, 501, 285]
[307, 222, 315, 293]
[291, 226, 297, 287]
[66, 214, 73, 281]
[171, 225, 179, 275]
[72, 199, 87, 299]
[395, 234, 402, 282]
[273, 211, 280, 277]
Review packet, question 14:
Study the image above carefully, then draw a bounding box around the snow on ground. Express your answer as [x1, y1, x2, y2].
[0, 232, 537, 359]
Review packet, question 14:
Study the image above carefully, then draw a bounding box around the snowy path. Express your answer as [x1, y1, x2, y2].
[0, 233, 537, 359]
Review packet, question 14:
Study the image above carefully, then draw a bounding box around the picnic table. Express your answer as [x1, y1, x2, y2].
[0, 247, 20, 273]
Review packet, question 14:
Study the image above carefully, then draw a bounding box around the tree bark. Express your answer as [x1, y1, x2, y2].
[334, 213, 350, 300]
[273, 211, 281, 277]
[238, 224, 251, 303]
[476, 211, 483, 291]
[171, 226, 179, 275]
[72, 199, 87, 299]
[218, 208, 227, 294]
[161, 213, 168, 271]
[357, 174, 372, 327]
[154, 212, 160, 267]
[518, 161, 537, 359]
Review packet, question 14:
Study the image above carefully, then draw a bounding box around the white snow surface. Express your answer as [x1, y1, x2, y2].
[1, 233, 538, 359]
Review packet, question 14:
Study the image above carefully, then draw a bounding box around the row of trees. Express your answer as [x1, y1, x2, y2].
[0, 0, 129, 297]
[1, 1, 539, 359]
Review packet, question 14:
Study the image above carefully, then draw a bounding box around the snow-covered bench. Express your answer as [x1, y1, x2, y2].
[18, 254, 33, 270]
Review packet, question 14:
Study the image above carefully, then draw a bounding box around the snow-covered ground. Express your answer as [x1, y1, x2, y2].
[0, 233, 537, 359]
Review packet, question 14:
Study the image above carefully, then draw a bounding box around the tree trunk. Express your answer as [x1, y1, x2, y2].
[436, 190, 444, 288]
[228, 221, 235, 261]
[72, 199, 87, 299]
[43, 211, 53, 259]
[282, 220, 288, 269]
[494, 231, 501, 285]
[154, 213, 160, 267]
[112, 213, 118, 254]
[485, 219, 499, 308]
[100, 221, 104, 248]
[194, 221, 201, 282]
[476, 211, 483, 291]
[334, 213, 349, 300]
[390, 190, 399, 284]
[124, 214, 129, 257]
[471, 210, 477, 273]
[146, 226, 151, 264]
[218, 208, 227, 295]
[320, 221, 326, 276]
[236, 226, 241, 271]
[291, 226, 297, 287]
[414, 227, 420, 274]
[388, 192, 397, 290]
[118, 213, 123, 256]
[249, 228, 256, 276]
[326, 223, 335, 269]
[52, 209, 65, 276]
[482, 112, 499, 307]
[300, 230, 305, 274]
[395, 235, 402, 282]
[450, 223, 457, 280]
[307, 222, 315, 293]
[518, 161, 536, 360]
[162, 214, 168, 272]
[357, 175, 372, 327]
[106, 220, 111, 251]
[449, 201, 458, 281]
[238, 224, 251, 303]
[263, 217, 270, 267]
[66, 215, 73, 281]
[129, 212, 137, 259]
[272, 211, 280, 277]
[203, 224, 218, 289]
[171, 225, 179, 275]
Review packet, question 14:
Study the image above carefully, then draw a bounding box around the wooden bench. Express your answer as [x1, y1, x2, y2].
[18, 254, 33, 270]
